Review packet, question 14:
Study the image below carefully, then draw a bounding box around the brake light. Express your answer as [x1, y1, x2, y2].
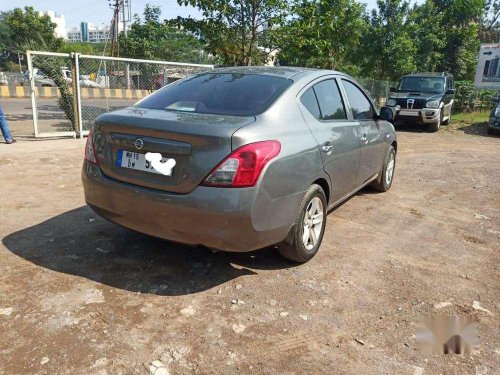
[202, 141, 281, 187]
[84, 128, 98, 164]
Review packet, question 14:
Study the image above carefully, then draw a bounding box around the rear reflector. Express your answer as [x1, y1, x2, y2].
[201, 141, 281, 188]
[84, 128, 98, 164]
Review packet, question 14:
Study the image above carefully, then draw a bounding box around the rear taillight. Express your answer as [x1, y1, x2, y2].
[84, 128, 98, 164]
[202, 141, 281, 188]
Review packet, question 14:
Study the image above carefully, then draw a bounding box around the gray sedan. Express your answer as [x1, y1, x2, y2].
[82, 67, 397, 262]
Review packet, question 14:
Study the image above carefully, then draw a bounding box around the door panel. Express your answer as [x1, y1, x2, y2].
[341, 79, 386, 186]
[355, 121, 385, 185]
[298, 80, 360, 203]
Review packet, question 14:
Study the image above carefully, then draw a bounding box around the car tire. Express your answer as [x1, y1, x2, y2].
[372, 145, 396, 192]
[277, 184, 327, 263]
[487, 127, 495, 135]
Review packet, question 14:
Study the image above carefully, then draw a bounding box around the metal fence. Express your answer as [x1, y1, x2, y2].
[356, 77, 397, 109]
[26, 51, 214, 138]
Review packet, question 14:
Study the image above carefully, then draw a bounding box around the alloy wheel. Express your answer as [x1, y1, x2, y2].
[302, 197, 324, 250]
[385, 151, 395, 186]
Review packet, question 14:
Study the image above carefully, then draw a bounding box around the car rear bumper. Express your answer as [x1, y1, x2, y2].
[82, 161, 296, 252]
[392, 107, 441, 124]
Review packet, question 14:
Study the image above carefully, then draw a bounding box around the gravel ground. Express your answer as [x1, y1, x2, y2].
[0, 124, 498, 374]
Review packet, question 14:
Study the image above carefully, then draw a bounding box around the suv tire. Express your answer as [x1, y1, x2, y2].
[278, 184, 327, 263]
[428, 115, 441, 132]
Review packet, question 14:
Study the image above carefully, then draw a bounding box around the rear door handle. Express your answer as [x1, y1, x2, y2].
[321, 144, 333, 153]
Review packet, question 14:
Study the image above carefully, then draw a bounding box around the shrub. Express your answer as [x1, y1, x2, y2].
[454, 81, 496, 113]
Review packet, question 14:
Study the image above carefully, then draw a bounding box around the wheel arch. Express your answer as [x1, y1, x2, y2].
[391, 140, 397, 152]
[312, 177, 330, 205]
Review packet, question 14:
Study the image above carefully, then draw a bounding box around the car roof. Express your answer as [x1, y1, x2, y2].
[205, 66, 345, 80]
[402, 72, 453, 78]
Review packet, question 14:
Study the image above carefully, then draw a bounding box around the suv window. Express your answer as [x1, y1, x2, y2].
[399, 76, 445, 94]
[312, 79, 347, 120]
[136, 73, 293, 116]
[300, 87, 321, 120]
[342, 80, 374, 120]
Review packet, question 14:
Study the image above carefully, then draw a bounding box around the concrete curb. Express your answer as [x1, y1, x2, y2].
[0, 86, 152, 99]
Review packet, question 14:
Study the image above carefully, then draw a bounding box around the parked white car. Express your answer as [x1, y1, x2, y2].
[26, 68, 104, 88]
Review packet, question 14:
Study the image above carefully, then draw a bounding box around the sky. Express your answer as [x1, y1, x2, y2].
[0, 0, 418, 28]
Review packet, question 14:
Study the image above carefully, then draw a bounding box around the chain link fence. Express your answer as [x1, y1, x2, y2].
[356, 78, 397, 109]
[26, 51, 214, 137]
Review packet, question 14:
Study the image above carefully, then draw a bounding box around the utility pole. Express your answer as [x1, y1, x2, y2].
[108, 0, 131, 87]
[108, 0, 131, 56]
[122, 0, 127, 37]
[108, 0, 120, 57]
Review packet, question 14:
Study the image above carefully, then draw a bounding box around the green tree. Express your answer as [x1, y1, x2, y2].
[360, 0, 417, 81]
[176, 0, 289, 66]
[407, 1, 446, 74]
[481, 0, 500, 42]
[3, 6, 63, 52]
[119, 5, 210, 63]
[433, 0, 484, 80]
[3, 7, 74, 129]
[277, 0, 366, 74]
[0, 12, 14, 69]
[58, 42, 96, 55]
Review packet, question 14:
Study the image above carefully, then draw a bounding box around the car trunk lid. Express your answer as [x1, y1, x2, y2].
[94, 107, 255, 194]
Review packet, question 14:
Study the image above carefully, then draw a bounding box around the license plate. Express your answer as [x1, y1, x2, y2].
[399, 110, 419, 116]
[116, 150, 175, 176]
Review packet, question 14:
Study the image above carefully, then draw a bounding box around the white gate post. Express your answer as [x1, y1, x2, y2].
[26, 51, 39, 137]
[73, 53, 83, 138]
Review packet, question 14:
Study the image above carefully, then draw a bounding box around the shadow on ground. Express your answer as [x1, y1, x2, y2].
[452, 121, 499, 138]
[3, 206, 294, 296]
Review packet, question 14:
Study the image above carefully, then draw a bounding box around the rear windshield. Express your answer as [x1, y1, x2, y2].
[398, 77, 445, 94]
[135, 73, 293, 116]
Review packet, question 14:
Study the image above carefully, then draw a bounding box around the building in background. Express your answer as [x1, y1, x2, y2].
[65, 22, 129, 43]
[66, 23, 112, 43]
[66, 26, 82, 42]
[41, 10, 67, 39]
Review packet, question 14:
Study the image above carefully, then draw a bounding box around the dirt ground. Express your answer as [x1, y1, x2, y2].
[0, 123, 499, 375]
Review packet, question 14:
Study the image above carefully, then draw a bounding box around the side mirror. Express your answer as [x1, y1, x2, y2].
[379, 107, 393, 122]
[446, 89, 455, 95]
[389, 87, 398, 92]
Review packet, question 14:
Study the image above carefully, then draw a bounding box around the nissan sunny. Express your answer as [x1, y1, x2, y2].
[82, 67, 397, 262]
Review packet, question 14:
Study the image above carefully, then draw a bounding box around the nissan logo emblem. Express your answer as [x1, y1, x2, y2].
[134, 138, 144, 150]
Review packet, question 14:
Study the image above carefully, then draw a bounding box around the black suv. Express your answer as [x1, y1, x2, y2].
[385, 72, 455, 132]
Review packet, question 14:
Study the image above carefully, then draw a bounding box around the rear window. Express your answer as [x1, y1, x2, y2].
[136, 73, 293, 116]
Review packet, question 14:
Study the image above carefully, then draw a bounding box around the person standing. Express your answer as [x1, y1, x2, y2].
[0, 105, 16, 144]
